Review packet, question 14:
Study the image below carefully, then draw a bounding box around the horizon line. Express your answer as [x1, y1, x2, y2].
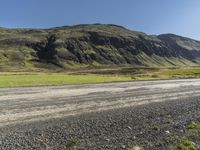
[0, 23, 199, 41]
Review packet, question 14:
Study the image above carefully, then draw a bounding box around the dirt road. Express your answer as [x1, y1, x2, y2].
[0, 79, 200, 127]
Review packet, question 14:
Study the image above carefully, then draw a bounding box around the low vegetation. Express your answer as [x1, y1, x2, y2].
[178, 140, 198, 150]
[0, 66, 200, 87]
[0, 24, 200, 88]
[177, 121, 200, 150]
[0, 72, 131, 88]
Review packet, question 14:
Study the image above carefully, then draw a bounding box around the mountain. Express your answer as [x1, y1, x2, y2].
[0, 24, 200, 70]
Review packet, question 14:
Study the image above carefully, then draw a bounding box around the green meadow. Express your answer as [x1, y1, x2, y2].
[0, 67, 200, 88]
[0, 72, 131, 88]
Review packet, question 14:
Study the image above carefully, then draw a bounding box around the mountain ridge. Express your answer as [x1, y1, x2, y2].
[0, 24, 200, 70]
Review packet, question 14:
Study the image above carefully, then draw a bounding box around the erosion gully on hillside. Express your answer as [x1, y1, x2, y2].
[1, 24, 200, 70]
[0, 79, 200, 149]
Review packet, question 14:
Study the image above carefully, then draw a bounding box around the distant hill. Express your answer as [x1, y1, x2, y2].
[0, 24, 200, 70]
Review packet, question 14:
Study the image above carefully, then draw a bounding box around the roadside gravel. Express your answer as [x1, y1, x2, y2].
[0, 97, 200, 150]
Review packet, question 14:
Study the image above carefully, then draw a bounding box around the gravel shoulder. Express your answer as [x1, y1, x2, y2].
[0, 97, 200, 150]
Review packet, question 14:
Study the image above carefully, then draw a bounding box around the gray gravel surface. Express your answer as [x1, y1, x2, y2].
[0, 79, 200, 149]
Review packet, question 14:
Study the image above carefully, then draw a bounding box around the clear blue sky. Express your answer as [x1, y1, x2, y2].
[0, 0, 200, 40]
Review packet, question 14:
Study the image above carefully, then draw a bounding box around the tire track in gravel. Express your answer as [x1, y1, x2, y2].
[0, 79, 200, 127]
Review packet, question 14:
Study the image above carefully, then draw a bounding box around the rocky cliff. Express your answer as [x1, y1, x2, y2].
[0, 24, 200, 70]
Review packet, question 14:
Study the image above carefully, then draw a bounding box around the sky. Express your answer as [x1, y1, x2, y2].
[0, 0, 200, 40]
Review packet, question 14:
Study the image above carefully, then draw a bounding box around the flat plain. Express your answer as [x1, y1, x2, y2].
[1, 67, 200, 88]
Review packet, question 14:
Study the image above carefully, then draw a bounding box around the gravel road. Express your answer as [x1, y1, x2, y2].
[0, 79, 200, 149]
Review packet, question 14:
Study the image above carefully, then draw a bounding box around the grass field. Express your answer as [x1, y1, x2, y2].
[135, 67, 200, 80]
[0, 72, 131, 88]
[71, 66, 200, 80]
[0, 67, 200, 88]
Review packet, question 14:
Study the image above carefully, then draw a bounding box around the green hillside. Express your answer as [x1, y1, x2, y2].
[0, 24, 200, 71]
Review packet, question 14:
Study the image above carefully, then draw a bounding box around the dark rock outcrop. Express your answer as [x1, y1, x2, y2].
[0, 24, 200, 69]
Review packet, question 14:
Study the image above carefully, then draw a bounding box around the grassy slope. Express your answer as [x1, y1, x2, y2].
[0, 25, 199, 87]
[0, 24, 200, 71]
